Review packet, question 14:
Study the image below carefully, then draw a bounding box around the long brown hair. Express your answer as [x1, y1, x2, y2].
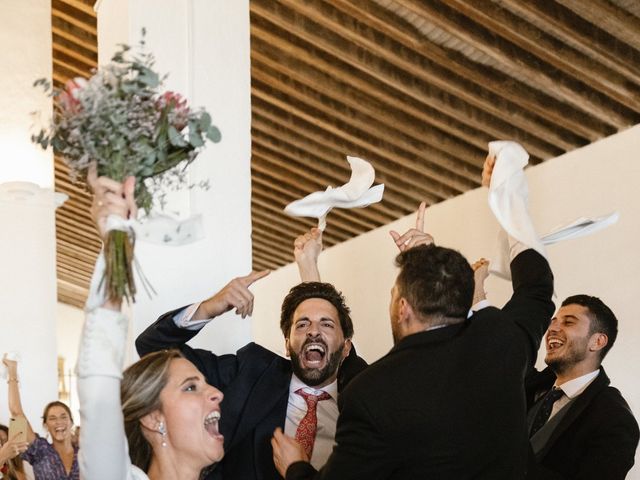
[120, 349, 183, 472]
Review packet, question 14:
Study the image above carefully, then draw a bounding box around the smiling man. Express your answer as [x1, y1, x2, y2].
[135, 231, 366, 480]
[526, 295, 639, 479]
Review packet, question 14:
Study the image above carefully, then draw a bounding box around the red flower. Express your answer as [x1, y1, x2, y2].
[58, 77, 86, 114]
[158, 91, 190, 130]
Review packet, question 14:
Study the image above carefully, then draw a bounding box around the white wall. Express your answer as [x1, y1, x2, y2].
[97, 0, 253, 359]
[252, 125, 640, 477]
[0, 0, 53, 187]
[55, 303, 84, 425]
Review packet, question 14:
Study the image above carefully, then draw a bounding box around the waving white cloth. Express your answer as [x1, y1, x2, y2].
[85, 213, 204, 311]
[284, 156, 384, 231]
[488, 141, 619, 279]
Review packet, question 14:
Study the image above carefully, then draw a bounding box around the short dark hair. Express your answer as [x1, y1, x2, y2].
[42, 401, 73, 425]
[395, 244, 474, 321]
[280, 282, 354, 339]
[562, 295, 618, 361]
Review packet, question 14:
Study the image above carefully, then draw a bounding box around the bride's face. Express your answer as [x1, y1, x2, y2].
[158, 358, 224, 467]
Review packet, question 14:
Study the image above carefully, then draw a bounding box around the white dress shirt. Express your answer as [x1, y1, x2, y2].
[549, 369, 600, 420]
[284, 375, 339, 470]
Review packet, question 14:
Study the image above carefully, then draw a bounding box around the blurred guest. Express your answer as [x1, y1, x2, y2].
[2, 358, 74, 479]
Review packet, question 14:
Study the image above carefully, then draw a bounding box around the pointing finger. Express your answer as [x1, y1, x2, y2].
[242, 269, 270, 286]
[415, 201, 426, 232]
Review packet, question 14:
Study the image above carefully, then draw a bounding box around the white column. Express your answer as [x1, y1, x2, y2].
[0, 184, 64, 432]
[0, 1, 59, 431]
[96, 0, 253, 359]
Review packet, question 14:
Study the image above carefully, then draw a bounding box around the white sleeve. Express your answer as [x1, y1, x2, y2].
[77, 308, 139, 480]
[173, 301, 214, 331]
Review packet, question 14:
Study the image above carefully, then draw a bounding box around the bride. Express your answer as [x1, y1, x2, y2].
[77, 170, 225, 480]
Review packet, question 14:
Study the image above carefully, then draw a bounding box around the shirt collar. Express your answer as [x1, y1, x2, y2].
[555, 369, 600, 399]
[290, 374, 338, 402]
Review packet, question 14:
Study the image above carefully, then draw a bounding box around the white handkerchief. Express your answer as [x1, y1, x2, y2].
[487, 141, 620, 279]
[284, 156, 384, 230]
[541, 213, 619, 245]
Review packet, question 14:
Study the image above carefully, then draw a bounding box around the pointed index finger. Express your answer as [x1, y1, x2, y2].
[415, 201, 426, 232]
[241, 269, 271, 286]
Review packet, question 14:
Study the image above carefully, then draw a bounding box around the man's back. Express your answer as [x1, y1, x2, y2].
[324, 309, 531, 479]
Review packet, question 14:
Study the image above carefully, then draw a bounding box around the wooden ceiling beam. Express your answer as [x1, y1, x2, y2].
[327, 0, 616, 142]
[53, 57, 90, 79]
[53, 42, 96, 70]
[251, 253, 281, 272]
[386, 0, 633, 128]
[251, 204, 348, 245]
[59, 0, 96, 16]
[498, 0, 640, 86]
[264, 0, 577, 154]
[52, 7, 97, 36]
[252, 238, 294, 265]
[440, 0, 640, 112]
[252, 115, 444, 208]
[251, 208, 351, 245]
[555, 0, 640, 52]
[56, 222, 103, 248]
[251, 18, 562, 160]
[252, 52, 487, 171]
[252, 62, 484, 183]
[52, 25, 98, 54]
[252, 29, 577, 158]
[252, 92, 470, 198]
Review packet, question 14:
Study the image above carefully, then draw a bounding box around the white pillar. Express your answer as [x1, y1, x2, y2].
[0, 1, 59, 432]
[96, 0, 253, 358]
[0, 184, 64, 432]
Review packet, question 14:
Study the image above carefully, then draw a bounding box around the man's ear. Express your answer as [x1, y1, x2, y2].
[284, 337, 291, 358]
[590, 332, 608, 354]
[398, 297, 412, 324]
[342, 338, 353, 359]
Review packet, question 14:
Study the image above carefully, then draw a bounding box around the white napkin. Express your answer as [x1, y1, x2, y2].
[284, 156, 384, 230]
[488, 141, 619, 279]
[85, 213, 204, 310]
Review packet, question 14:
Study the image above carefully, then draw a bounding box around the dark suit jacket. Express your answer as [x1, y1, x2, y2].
[136, 311, 367, 480]
[287, 249, 555, 480]
[525, 367, 639, 480]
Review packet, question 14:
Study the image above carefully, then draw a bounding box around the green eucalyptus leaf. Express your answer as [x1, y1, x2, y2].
[168, 126, 187, 147]
[206, 125, 221, 143]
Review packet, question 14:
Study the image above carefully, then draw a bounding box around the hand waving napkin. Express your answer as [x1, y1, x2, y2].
[488, 141, 619, 279]
[284, 156, 384, 230]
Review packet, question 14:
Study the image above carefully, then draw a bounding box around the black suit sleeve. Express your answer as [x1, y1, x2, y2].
[501, 249, 555, 369]
[135, 306, 241, 389]
[286, 388, 395, 480]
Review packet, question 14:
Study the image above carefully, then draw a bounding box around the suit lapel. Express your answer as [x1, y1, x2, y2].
[225, 355, 291, 450]
[536, 367, 610, 459]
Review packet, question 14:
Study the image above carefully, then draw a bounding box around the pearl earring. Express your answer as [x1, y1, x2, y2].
[158, 421, 167, 448]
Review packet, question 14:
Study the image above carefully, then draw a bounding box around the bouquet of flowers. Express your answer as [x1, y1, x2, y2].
[32, 35, 221, 303]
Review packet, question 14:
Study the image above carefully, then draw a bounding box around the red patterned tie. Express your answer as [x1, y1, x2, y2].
[295, 388, 331, 458]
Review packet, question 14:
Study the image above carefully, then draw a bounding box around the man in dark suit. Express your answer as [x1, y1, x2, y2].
[272, 231, 555, 479]
[136, 229, 367, 480]
[526, 295, 639, 479]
